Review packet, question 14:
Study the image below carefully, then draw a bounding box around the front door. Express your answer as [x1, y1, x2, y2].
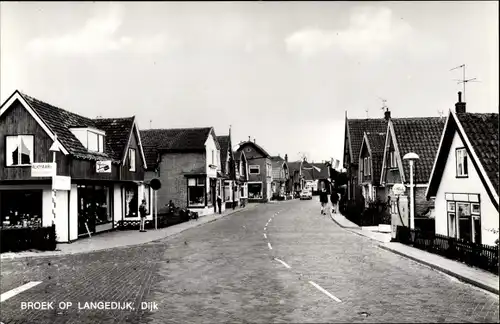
[210, 178, 217, 212]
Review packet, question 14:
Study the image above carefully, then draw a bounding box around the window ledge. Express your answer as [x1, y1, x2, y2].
[6, 164, 32, 167]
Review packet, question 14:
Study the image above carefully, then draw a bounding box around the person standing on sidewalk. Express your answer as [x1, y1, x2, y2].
[330, 188, 339, 214]
[217, 194, 222, 214]
[139, 199, 148, 232]
[319, 188, 329, 215]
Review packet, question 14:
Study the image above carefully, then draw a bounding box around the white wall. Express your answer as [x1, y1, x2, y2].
[69, 184, 78, 241]
[434, 130, 499, 246]
[42, 188, 69, 243]
[205, 133, 219, 178]
[113, 184, 122, 223]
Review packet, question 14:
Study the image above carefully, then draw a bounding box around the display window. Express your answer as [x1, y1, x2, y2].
[0, 190, 43, 228]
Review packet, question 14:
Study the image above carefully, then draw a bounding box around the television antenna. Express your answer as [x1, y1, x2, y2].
[377, 96, 389, 112]
[450, 64, 480, 102]
[437, 110, 445, 119]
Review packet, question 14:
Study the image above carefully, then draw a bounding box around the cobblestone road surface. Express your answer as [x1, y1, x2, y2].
[1, 200, 498, 323]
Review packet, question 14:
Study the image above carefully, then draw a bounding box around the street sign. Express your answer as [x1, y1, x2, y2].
[53, 175, 71, 191]
[31, 163, 56, 177]
[150, 178, 161, 191]
[392, 184, 406, 196]
[96, 160, 112, 173]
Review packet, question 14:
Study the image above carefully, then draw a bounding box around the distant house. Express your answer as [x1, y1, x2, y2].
[287, 161, 302, 195]
[270, 155, 290, 199]
[218, 128, 238, 209]
[380, 115, 446, 223]
[141, 127, 223, 216]
[236, 139, 272, 202]
[0, 90, 148, 242]
[426, 93, 499, 246]
[233, 150, 249, 204]
[343, 110, 391, 202]
[358, 131, 386, 203]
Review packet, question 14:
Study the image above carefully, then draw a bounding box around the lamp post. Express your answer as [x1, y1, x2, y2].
[403, 152, 419, 230]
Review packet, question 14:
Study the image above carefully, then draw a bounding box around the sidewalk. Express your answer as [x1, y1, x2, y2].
[380, 242, 499, 295]
[1, 204, 258, 260]
[329, 212, 499, 295]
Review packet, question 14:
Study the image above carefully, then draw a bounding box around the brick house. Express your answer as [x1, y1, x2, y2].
[236, 139, 272, 202]
[270, 155, 290, 199]
[343, 110, 391, 202]
[358, 131, 387, 203]
[380, 115, 446, 226]
[426, 93, 499, 246]
[140, 127, 224, 216]
[0, 90, 149, 242]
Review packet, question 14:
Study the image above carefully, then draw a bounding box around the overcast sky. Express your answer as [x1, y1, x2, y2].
[1, 1, 498, 163]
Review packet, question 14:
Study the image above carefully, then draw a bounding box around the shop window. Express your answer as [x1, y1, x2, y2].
[94, 186, 112, 226]
[5, 135, 34, 166]
[248, 182, 263, 199]
[124, 185, 138, 217]
[446, 200, 481, 243]
[456, 148, 468, 177]
[188, 177, 206, 207]
[448, 213, 457, 238]
[249, 165, 260, 174]
[1, 190, 42, 227]
[129, 148, 136, 172]
[224, 181, 232, 202]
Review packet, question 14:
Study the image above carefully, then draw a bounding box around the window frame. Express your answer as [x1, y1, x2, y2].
[249, 165, 260, 175]
[5, 135, 35, 167]
[389, 151, 397, 168]
[129, 148, 136, 172]
[455, 147, 468, 178]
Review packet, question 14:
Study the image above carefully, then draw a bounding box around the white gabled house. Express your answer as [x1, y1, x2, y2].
[426, 92, 499, 246]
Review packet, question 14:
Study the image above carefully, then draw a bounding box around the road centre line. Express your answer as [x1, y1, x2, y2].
[308, 281, 342, 303]
[1, 281, 42, 303]
[268, 242, 273, 250]
[264, 233, 267, 239]
[274, 258, 291, 269]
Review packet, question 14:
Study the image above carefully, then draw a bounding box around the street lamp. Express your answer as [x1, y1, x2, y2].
[403, 152, 419, 230]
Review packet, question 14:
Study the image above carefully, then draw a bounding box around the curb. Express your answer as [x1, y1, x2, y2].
[328, 213, 361, 230]
[1, 204, 259, 260]
[378, 244, 499, 295]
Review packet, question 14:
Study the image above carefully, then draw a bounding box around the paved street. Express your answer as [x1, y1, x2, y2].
[1, 199, 498, 323]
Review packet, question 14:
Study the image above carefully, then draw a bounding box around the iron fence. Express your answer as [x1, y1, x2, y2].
[395, 226, 499, 274]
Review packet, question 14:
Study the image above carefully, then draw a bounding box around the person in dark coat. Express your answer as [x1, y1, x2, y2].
[330, 188, 339, 214]
[217, 194, 222, 214]
[319, 188, 329, 215]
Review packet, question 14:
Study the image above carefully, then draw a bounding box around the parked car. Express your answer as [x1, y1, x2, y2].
[300, 189, 312, 200]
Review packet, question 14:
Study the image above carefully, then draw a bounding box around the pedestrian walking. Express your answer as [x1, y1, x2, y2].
[217, 194, 222, 214]
[319, 188, 329, 215]
[139, 199, 148, 232]
[330, 188, 339, 214]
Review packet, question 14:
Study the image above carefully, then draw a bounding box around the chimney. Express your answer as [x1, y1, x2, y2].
[384, 110, 391, 121]
[248, 136, 251, 142]
[455, 91, 466, 114]
[285, 154, 288, 162]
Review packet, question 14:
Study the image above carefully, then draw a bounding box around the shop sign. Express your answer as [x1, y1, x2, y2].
[53, 175, 71, 191]
[96, 160, 112, 173]
[392, 184, 406, 196]
[31, 162, 56, 178]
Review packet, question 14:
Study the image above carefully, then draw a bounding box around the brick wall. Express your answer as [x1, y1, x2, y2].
[152, 152, 206, 210]
[415, 186, 434, 217]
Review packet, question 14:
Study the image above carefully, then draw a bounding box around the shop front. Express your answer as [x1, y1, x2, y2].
[77, 184, 114, 237]
[1, 189, 43, 228]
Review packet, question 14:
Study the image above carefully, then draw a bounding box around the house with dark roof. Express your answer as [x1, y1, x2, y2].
[217, 127, 243, 209]
[236, 138, 273, 202]
[426, 92, 499, 246]
[0, 90, 148, 242]
[343, 110, 391, 202]
[358, 131, 387, 202]
[270, 155, 290, 199]
[380, 113, 446, 229]
[287, 161, 302, 196]
[141, 126, 224, 216]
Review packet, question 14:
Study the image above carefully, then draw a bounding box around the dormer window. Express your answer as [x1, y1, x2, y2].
[87, 131, 104, 153]
[69, 127, 105, 153]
